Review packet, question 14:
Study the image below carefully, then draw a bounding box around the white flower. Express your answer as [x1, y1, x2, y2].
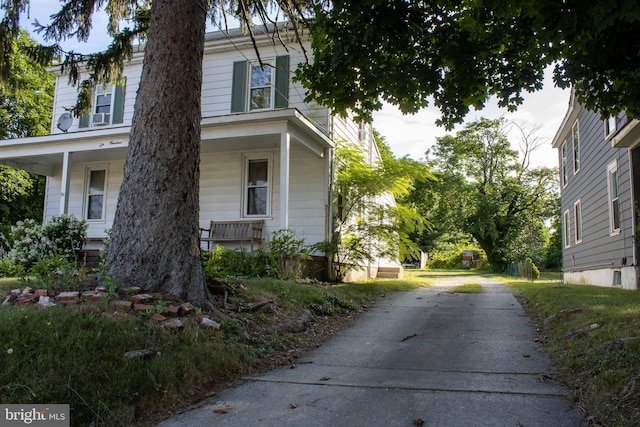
[7, 348, 13, 354]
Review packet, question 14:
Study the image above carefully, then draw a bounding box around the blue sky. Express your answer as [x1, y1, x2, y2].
[21, 0, 568, 168]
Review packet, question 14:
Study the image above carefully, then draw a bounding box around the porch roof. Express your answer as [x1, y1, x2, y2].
[0, 108, 333, 175]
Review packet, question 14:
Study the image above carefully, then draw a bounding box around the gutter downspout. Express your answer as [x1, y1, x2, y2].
[327, 146, 335, 281]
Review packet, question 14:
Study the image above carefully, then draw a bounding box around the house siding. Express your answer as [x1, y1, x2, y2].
[2, 28, 400, 280]
[559, 106, 636, 287]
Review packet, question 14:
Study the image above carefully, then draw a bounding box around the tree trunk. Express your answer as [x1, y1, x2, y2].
[105, 0, 208, 306]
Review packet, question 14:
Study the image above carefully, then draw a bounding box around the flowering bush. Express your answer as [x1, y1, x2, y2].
[8, 215, 87, 270]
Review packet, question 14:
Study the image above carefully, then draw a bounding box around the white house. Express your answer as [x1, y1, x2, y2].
[0, 27, 402, 281]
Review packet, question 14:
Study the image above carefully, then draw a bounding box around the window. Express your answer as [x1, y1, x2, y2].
[78, 79, 126, 128]
[249, 63, 273, 110]
[85, 167, 108, 221]
[574, 200, 582, 244]
[572, 121, 580, 173]
[231, 56, 289, 113]
[607, 160, 620, 234]
[563, 209, 571, 248]
[561, 142, 568, 187]
[244, 156, 270, 216]
[605, 116, 618, 138]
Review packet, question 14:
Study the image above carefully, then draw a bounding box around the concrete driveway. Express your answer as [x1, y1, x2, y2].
[156, 275, 583, 427]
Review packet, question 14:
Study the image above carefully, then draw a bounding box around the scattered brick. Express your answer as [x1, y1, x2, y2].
[162, 305, 180, 317]
[81, 291, 103, 302]
[15, 294, 37, 305]
[130, 293, 154, 304]
[133, 303, 155, 313]
[118, 286, 142, 296]
[34, 289, 49, 297]
[149, 313, 167, 323]
[37, 296, 56, 308]
[57, 291, 80, 302]
[161, 318, 185, 330]
[200, 317, 221, 330]
[21, 287, 32, 295]
[179, 302, 196, 315]
[95, 286, 108, 293]
[2, 294, 16, 306]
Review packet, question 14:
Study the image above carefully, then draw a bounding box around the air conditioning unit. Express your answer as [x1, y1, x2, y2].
[92, 113, 110, 125]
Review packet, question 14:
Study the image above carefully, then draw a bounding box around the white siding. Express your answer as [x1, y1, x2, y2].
[49, 39, 328, 136]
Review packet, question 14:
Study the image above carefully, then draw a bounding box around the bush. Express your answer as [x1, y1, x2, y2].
[202, 245, 267, 278]
[428, 242, 487, 270]
[8, 215, 87, 271]
[266, 229, 309, 279]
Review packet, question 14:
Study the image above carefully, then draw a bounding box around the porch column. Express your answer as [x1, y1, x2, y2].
[59, 151, 71, 215]
[280, 131, 290, 229]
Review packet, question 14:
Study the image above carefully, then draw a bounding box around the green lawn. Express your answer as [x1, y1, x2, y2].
[503, 276, 640, 426]
[0, 276, 426, 426]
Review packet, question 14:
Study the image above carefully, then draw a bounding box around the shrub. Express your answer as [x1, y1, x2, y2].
[266, 229, 309, 279]
[8, 215, 87, 271]
[202, 245, 267, 278]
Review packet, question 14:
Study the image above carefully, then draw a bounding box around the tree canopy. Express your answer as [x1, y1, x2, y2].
[0, 30, 54, 139]
[0, 30, 51, 226]
[423, 118, 558, 270]
[298, 0, 640, 127]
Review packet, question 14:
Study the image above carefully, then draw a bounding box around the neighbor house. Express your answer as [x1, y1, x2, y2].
[0, 27, 402, 281]
[552, 90, 639, 289]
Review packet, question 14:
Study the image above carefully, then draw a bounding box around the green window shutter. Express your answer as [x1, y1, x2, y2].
[78, 114, 90, 128]
[231, 61, 247, 113]
[112, 77, 126, 124]
[274, 55, 290, 109]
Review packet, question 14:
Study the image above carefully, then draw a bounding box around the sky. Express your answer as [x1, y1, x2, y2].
[21, 1, 569, 168]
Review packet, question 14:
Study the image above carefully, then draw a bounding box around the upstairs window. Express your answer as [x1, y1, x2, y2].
[249, 63, 273, 110]
[561, 142, 568, 187]
[244, 156, 271, 217]
[85, 167, 108, 221]
[605, 115, 618, 138]
[607, 160, 620, 235]
[572, 121, 580, 174]
[79, 79, 126, 128]
[93, 85, 112, 125]
[231, 56, 290, 113]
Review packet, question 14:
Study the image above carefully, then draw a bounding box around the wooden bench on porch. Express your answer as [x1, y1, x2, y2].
[199, 220, 264, 251]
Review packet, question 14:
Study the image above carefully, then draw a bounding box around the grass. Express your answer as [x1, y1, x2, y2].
[449, 282, 483, 293]
[503, 276, 640, 426]
[0, 276, 425, 426]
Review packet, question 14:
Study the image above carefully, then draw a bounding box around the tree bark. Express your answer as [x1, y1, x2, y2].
[105, 0, 208, 306]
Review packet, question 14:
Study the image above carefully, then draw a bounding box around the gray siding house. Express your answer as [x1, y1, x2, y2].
[552, 91, 640, 289]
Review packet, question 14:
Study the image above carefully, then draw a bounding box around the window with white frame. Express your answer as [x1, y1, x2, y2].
[230, 56, 289, 113]
[244, 156, 270, 216]
[93, 85, 112, 125]
[574, 200, 582, 244]
[572, 121, 580, 174]
[563, 209, 571, 248]
[605, 116, 618, 138]
[85, 167, 108, 221]
[607, 160, 620, 234]
[561, 142, 568, 187]
[249, 62, 274, 110]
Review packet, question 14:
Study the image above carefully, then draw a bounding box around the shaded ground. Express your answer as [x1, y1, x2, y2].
[154, 275, 583, 426]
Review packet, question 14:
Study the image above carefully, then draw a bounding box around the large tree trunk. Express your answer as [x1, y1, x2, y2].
[105, 0, 208, 306]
